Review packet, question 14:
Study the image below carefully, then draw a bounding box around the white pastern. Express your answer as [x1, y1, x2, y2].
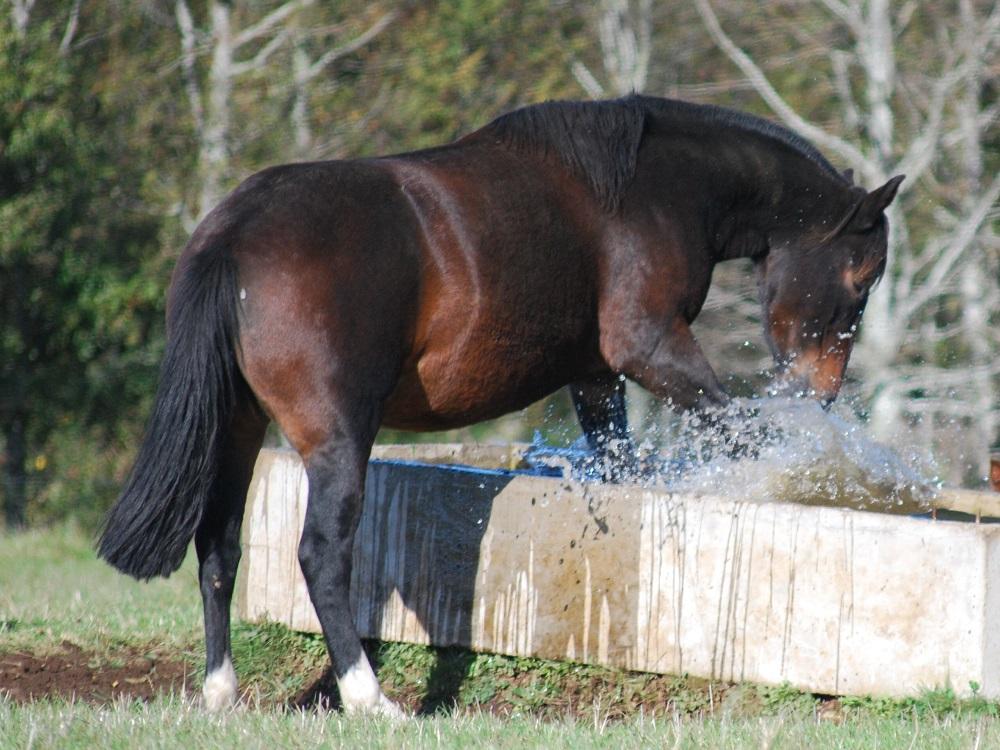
[203, 656, 238, 712]
[338, 653, 405, 719]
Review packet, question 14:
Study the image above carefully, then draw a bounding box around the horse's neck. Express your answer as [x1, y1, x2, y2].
[716, 148, 854, 262]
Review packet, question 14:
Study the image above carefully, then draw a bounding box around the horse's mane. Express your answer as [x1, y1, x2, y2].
[482, 94, 844, 211]
[483, 96, 646, 211]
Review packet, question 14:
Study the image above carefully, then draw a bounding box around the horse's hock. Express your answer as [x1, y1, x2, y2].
[236, 446, 1000, 699]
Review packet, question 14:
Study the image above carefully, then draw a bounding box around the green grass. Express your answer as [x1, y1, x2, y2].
[3, 698, 1000, 750]
[3, 524, 1000, 749]
[0, 524, 201, 658]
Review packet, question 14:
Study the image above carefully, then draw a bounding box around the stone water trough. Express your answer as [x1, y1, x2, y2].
[236, 444, 1000, 699]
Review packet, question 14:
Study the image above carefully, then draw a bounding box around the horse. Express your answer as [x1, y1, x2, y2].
[98, 94, 902, 716]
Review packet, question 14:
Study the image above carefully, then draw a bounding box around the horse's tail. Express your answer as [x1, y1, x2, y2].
[98, 246, 242, 580]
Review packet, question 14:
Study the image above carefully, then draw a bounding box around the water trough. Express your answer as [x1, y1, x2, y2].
[236, 443, 1000, 699]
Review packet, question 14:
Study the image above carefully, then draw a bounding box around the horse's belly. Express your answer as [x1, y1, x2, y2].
[381, 335, 584, 431]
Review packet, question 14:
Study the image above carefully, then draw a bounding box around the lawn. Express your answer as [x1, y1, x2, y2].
[1, 525, 998, 749]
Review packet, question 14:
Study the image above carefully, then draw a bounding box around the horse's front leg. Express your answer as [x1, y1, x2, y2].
[569, 375, 638, 479]
[603, 317, 762, 459]
[606, 317, 728, 412]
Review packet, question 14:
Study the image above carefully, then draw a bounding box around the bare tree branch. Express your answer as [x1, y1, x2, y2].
[816, 0, 864, 38]
[574, 0, 652, 99]
[898, 171, 1000, 321]
[858, 0, 896, 162]
[972, 1, 1000, 55]
[175, 0, 204, 135]
[232, 0, 313, 50]
[694, 0, 870, 173]
[942, 102, 1000, 149]
[289, 10, 397, 156]
[10, 0, 36, 37]
[303, 10, 396, 80]
[893, 0, 919, 36]
[598, 0, 652, 94]
[58, 0, 81, 56]
[892, 69, 956, 188]
[829, 49, 861, 131]
[572, 60, 606, 99]
[231, 27, 291, 77]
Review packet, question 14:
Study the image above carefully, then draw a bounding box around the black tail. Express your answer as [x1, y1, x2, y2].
[98, 247, 241, 579]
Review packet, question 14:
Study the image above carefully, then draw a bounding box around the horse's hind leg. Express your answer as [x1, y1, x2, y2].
[294, 396, 401, 716]
[196, 391, 268, 710]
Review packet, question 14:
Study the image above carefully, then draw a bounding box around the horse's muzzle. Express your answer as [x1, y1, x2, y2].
[777, 347, 848, 408]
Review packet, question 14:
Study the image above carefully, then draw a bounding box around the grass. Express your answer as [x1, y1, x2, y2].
[0, 524, 201, 658]
[2, 524, 1000, 749]
[4, 698, 1000, 750]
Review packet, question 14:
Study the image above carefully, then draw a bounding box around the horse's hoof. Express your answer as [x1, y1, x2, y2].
[202, 657, 238, 712]
[376, 694, 407, 720]
[344, 693, 407, 720]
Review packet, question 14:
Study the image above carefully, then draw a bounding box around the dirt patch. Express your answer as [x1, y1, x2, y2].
[0, 642, 192, 703]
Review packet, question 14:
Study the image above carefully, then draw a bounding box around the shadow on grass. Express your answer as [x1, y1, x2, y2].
[289, 641, 477, 715]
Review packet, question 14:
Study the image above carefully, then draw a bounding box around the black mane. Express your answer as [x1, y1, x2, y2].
[484, 96, 647, 211]
[483, 94, 844, 211]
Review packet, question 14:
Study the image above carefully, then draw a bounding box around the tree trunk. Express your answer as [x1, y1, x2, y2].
[291, 39, 312, 158]
[957, 0, 994, 473]
[2, 412, 28, 530]
[198, 0, 234, 222]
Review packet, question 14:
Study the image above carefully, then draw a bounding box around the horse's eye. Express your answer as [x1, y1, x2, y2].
[849, 253, 886, 296]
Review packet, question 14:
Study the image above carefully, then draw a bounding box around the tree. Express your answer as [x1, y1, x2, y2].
[571, 0, 652, 98]
[288, 6, 396, 158]
[174, 0, 313, 225]
[0, 4, 163, 527]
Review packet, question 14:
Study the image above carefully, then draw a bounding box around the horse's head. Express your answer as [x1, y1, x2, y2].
[757, 175, 904, 406]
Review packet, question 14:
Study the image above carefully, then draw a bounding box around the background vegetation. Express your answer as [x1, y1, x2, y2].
[1, 0, 997, 528]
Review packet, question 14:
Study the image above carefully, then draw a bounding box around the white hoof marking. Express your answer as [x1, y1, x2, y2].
[338, 653, 405, 719]
[203, 656, 238, 712]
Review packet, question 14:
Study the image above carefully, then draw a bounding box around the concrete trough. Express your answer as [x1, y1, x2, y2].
[236, 445, 1000, 699]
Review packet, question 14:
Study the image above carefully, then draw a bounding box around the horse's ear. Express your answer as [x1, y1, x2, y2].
[849, 174, 905, 231]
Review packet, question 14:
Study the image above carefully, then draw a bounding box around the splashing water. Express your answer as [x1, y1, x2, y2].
[526, 397, 941, 514]
[658, 397, 939, 513]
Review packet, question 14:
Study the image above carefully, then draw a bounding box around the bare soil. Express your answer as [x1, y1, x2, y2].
[0, 641, 846, 722]
[0, 642, 191, 703]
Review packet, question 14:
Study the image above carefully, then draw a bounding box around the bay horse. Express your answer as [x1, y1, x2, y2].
[99, 94, 902, 716]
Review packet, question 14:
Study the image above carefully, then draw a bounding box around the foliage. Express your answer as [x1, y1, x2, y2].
[0, 5, 165, 527]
